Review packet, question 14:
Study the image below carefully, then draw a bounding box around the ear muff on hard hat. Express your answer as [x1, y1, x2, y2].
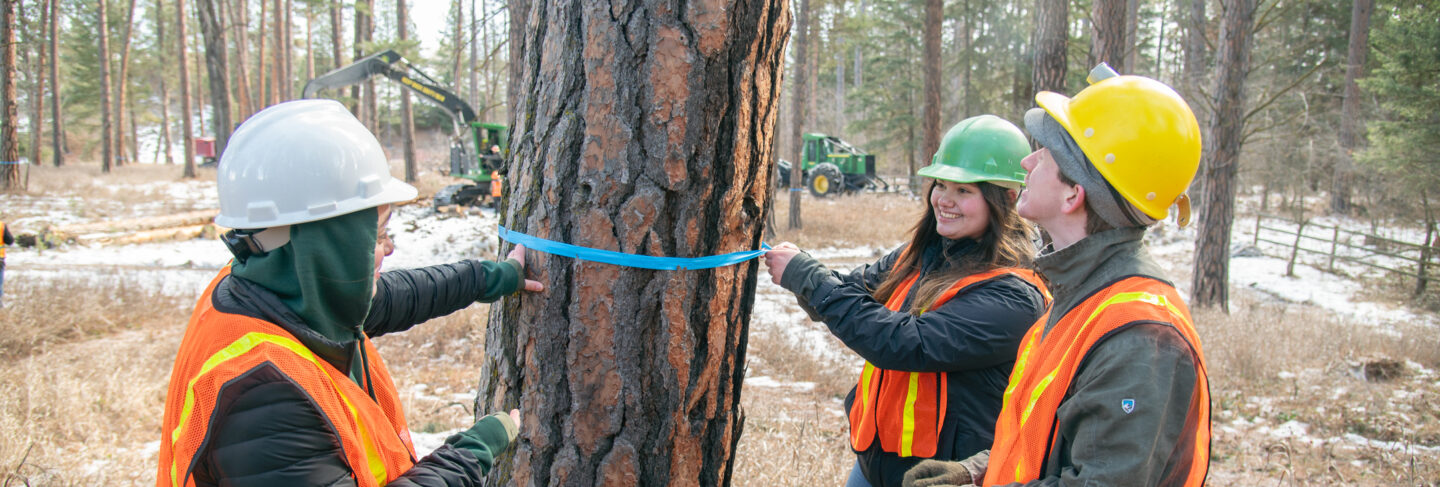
[917, 114, 1031, 190]
[215, 99, 418, 230]
[1034, 63, 1201, 226]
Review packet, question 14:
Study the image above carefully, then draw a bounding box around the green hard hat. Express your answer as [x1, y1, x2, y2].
[916, 114, 1031, 189]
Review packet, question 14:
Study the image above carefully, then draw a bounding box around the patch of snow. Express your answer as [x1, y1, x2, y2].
[745, 375, 817, 391]
[410, 429, 465, 458]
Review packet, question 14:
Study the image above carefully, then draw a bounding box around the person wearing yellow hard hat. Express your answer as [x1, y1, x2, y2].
[764, 115, 1050, 487]
[902, 64, 1211, 487]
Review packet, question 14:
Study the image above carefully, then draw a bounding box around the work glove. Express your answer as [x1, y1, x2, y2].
[902, 450, 989, 487]
[444, 410, 520, 474]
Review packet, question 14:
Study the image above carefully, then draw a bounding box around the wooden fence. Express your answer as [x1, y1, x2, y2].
[1251, 213, 1439, 295]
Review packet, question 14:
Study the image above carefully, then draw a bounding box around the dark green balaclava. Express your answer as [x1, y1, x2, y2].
[231, 207, 379, 344]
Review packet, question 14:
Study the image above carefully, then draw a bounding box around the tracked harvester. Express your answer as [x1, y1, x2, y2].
[302, 50, 507, 208]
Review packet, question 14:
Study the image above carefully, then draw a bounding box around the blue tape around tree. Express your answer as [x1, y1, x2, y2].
[498, 225, 771, 271]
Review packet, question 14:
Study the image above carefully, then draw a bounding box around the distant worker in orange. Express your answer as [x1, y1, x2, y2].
[158, 100, 544, 487]
[0, 218, 12, 307]
[764, 115, 1050, 487]
[903, 64, 1211, 487]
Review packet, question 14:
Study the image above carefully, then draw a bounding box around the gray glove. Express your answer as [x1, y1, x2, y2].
[902, 450, 989, 487]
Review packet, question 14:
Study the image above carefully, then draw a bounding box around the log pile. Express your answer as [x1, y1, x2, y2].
[23, 209, 223, 248]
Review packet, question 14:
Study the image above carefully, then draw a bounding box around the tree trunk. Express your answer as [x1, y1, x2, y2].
[304, 4, 313, 81]
[156, 0, 173, 164]
[478, 0, 789, 483]
[1032, 0, 1066, 95]
[99, 0, 115, 173]
[196, 0, 232, 155]
[920, 0, 940, 170]
[1123, 0, 1139, 73]
[789, 0, 808, 230]
[329, 0, 342, 71]
[257, 0, 269, 105]
[1, 0, 18, 189]
[1182, 0, 1206, 100]
[1089, 0, 1126, 72]
[283, 0, 292, 100]
[1332, 0, 1372, 215]
[398, 0, 416, 182]
[177, 0, 196, 177]
[27, 0, 47, 171]
[228, 0, 254, 119]
[469, 0, 478, 108]
[115, 0, 136, 166]
[959, 0, 972, 116]
[48, 0, 64, 166]
[1191, 0, 1256, 312]
[350, 0, 362, 114]
[272, 0, 283, 102]
[360, 0, 375, 131]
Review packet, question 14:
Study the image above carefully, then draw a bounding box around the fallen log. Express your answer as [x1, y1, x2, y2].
[55, 209, 220, 235]
[73, 224, 218, 247]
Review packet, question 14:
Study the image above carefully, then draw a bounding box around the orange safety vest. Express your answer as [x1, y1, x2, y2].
[157, 268, 418, 487]
[489, 171, 503, 198]
[849, 267, 1049, 458]
[0, 221, 7, 259]
[984, 276, 1210, 486]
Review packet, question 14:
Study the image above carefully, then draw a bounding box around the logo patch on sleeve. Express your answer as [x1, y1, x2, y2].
[1121, 398, 1136, 414]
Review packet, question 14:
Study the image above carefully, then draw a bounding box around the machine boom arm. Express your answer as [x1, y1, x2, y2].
[301, 50, 477, 124]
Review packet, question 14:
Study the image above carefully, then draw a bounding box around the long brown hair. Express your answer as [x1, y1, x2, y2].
[872, 179, 1036, 314]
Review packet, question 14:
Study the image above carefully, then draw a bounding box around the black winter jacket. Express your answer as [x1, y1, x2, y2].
[192, 259, 519, 487]
[779, 238, 1047, 487]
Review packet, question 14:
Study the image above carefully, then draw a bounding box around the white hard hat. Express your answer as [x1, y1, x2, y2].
[216, 99, 417, 229]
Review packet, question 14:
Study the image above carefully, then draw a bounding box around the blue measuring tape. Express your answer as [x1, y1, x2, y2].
[498, 226, 770, 271]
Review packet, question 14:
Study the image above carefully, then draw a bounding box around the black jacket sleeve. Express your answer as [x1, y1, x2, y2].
[364, 259, 521, 337]
[2, 224, 12, 245]
[790, 247, 901, 321]
[780, 252, 1045, 372]
[199, 363, 494, 487]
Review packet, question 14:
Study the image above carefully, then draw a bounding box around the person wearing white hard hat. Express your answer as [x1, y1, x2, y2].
[158, 100, 543, 487]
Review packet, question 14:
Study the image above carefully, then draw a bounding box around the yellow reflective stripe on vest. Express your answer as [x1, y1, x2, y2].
[169, 332, 387, 487]
[859, 362, 876, 419]
[900, 372, 921, 457]
[1016, 292, 1181, 427]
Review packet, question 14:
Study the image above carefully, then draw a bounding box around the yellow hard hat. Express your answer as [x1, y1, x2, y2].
[1035, 64, 1201, 225]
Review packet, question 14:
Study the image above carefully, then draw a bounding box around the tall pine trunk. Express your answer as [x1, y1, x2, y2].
[48, 0, 64, 166]
[177, 0, 196, 177]
[1, 0, 18, 189]
[115, 0, 136, 166]
[478, 0, 790, 482]
[1332, 0, 1373, 214]
[196, 0, 231, 154]
[398, 0, 416, 182]
[788, 0, 808, 230]
[920, 0, 940, 169]
[1191, 0, 1256, 311]
[98, 0, 115, 173]
[27, 0, 47, 171]
[228, 0, 254, 119]
[1089, 0, 1126, 71]
[1032, 0, 1066, 100]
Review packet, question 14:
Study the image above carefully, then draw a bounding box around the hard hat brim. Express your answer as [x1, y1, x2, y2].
[916, 163, 1024, 190]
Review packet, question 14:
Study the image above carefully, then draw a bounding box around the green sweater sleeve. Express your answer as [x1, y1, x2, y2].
[444, 412, 519, 474]
[476, 259, 523, 303]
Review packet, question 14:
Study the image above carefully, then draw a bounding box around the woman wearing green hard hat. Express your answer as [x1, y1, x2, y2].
[763, 115, 1050, 487]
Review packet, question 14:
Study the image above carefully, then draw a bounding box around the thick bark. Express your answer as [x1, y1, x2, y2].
[48, 0, 63, 166]
[1, 0, 17, 188]
[99, 0, 114, 173]
[1089, 0, 1126, 72]
[920, 0, 940, 169]
[1332, 0, 1372, 215]
[477, 0, 790, 483]
[177, 0, 196, 177]
[1192, 0, 1256, 312]
[196, 0, 231, 154]
[116, 0, 136, 165]
[788, 0, 808, 230]
[399, 0, 416, 182]
[1031, 0, 1066, 95]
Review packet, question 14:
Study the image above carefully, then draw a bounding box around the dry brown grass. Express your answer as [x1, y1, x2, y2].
[767, 191, 924, 250]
